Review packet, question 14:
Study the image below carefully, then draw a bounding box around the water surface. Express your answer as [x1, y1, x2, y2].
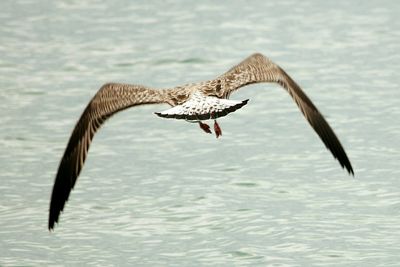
[1, 0, 400, 266]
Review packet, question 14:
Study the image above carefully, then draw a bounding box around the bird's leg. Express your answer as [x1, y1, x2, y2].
[199, 122, 212, 134]
[214, 120, 222, 138]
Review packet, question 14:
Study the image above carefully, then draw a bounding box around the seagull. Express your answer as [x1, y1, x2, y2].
[48, 53, 354, 230]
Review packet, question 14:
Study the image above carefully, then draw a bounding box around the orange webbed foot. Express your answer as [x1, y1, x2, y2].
[199, 122, 212, 134]
[214, 120, 222, 138]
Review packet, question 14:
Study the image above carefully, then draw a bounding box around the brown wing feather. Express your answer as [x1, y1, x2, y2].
[218, 53, 354, 175]
[49, 83, 166, 230]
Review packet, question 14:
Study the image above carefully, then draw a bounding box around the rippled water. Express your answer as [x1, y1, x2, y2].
[1, 0, 400, 266]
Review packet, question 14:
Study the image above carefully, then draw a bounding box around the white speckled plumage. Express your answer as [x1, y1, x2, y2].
[155, 91, 248, 121]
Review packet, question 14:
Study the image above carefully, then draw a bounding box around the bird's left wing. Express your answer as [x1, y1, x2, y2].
[49, 83, 166, 230]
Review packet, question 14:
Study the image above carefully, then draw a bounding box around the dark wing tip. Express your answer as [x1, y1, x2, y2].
[48, 221, 54, 231]
[311, 110, 354, 176]
[48, 218, 56, 231]
[48, 162, 75, 231]
[48, 114, 91, 231]
[349, 167, 355, 176]
[338, 153, 354, 176]
[344, 158, 354, 176]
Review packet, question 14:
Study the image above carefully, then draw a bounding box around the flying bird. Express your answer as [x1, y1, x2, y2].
[48, 53, 354, 230]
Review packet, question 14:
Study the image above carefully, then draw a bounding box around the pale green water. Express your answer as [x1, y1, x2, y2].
[1, 0, 400, 266]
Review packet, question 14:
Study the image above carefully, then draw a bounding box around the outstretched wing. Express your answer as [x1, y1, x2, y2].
[49, 83, 166, 230]
[217, 53, 354, 175]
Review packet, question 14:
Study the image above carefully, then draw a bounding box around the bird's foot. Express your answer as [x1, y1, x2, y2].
[214, 120, 222, 138]
[199, 122, 212, 134]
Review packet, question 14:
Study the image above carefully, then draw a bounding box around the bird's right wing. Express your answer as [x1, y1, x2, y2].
[49, 83, 166, 230]
[216, 53, 354, 175]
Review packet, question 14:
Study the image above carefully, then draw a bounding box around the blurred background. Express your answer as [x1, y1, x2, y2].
[1, 0, 399, 266]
